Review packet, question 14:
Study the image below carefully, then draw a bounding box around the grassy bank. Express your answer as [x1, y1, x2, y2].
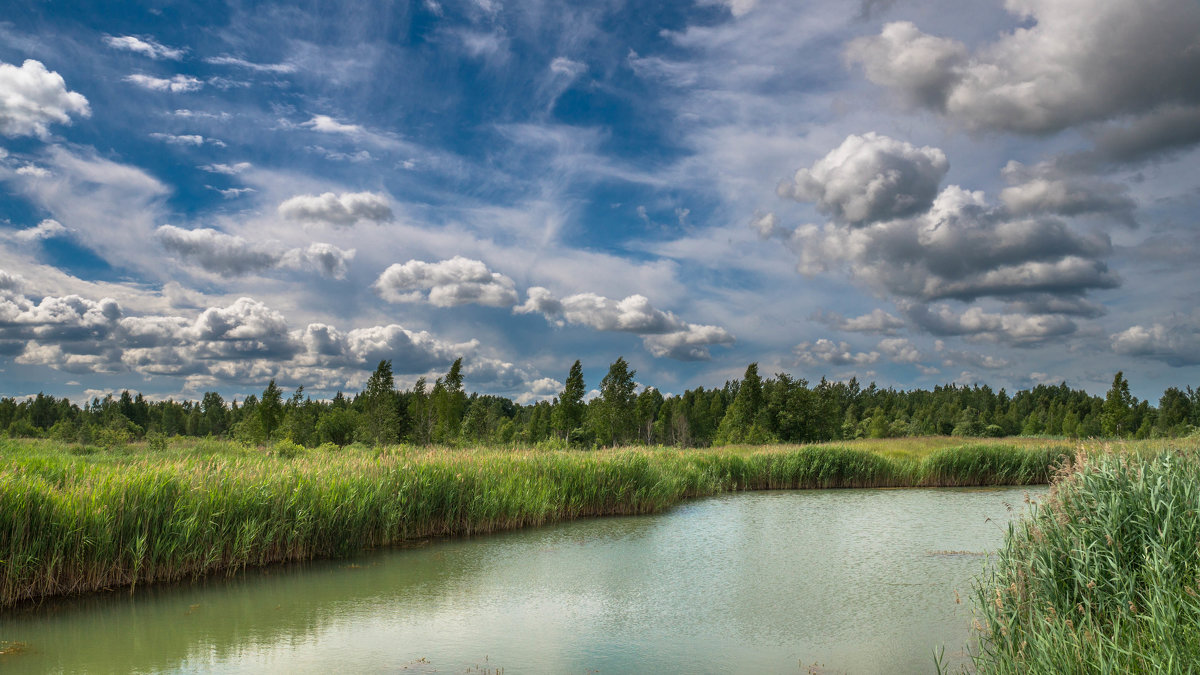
[0, 437, 1070, 608]
[969, 447, 1200, 673]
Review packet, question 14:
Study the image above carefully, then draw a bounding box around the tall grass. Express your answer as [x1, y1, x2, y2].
[969, 448, 1200, 673]
[0, 437, 1070, 608]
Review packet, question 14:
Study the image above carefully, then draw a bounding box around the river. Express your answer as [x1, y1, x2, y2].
[0, 485, 1041, 674]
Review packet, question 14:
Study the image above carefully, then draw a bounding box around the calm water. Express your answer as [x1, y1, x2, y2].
[0, 486, 1041, 674]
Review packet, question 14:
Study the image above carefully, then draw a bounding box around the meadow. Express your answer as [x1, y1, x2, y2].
[0, 435, 1072, 608]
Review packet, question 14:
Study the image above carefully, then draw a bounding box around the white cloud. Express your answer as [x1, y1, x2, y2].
[876, 337, 921, 363]
[643, 324, 736, 361]
[15, 164, 50, 178]
[204, 56, 296, 73]
[302, 115, 364, 135]
[847, 2, 1200, 137]
[0, 59, 91, 138]
[277, 191, 394, 226]
[156, 225, 354, 278]
[816, 308, 906, 335]
[124, 74, 204, 93]
[794, 339, 880, 366]
[778, 132, 948, 226]
[199, 162, 252, 174]
[1111, 318, 1200, 366]
[150, 132, 224, 146]
[516, 287, 735, 360]
[903, 303, 1077, 345]
[103, 35, 185, 60]
[11, 219, 67, 242]
[374, 256, 518, 307]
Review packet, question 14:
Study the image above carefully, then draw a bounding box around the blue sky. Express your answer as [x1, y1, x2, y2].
[1, 0, 1198, 404]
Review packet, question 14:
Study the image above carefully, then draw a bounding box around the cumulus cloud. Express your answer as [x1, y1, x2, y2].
[876, 337, 921, 363]
[815, 308, 905, 335]
[0, 275, 543, 393]
[777, 132, 948, 226]
[124, 74, 204, 92]
[781, 179, 1117, 306]
[516, 287, 735, 360]
[0, 270, 23, 293]
[374, 257, 518, 307]
[902, 303, 1077, 345]
[0, 59, 91, 137]
[277, 191, 393, 226]
[794, 339, 879, 367]
[103, 35, 185, 60]
[643, 324, 736, 361]
[847, 1, 1200, 140]
[999, 161, 1136, 225]
[1111, 318, 1200, 366]
[156, 225, 354, 278]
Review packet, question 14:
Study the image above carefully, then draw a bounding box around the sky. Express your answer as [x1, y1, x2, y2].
[0, 0, 1198, 405]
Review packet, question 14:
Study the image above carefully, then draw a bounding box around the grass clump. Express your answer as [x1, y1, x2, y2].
[969, 448, 1200, 673]
[0, 436, 1074, 608]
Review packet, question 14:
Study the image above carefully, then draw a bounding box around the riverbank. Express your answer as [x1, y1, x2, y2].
[969, 445, 1200, 672]
[1, 436, 1074, 608]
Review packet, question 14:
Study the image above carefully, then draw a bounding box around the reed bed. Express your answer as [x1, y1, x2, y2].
[0, 437, 1070, 608]
[969, 447, 1200, 673]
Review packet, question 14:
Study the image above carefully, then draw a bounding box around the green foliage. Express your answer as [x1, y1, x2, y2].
[145, 431, 168, 452]
[0, 369, 1197, 453]
[270, 438, 306, 459]
[0, 436, 1074, 608]
[258, 380, 284, 441]
[1101, 371, 1135, 438]
[361, 360, 399, 446]
[970, 450, 1200, 672]
[592, 357, 637, 446]
[553, 360, 587, 441]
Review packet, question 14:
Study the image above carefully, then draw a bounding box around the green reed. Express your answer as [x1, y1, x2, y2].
[1, 437, 1072, 608]
[969, 448, 1200, 673]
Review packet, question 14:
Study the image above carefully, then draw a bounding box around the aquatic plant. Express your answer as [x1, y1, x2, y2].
[0, 437, 1073, 607]
[969, 448, 1200, 672]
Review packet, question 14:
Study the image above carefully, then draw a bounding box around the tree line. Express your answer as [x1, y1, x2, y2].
[2, 358, 1197, 448]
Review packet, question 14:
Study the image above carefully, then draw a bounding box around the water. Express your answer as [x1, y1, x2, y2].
[0, 486, 1041, 674]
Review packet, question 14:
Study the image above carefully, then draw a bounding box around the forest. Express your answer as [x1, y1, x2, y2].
[3, 357, 1198, 449]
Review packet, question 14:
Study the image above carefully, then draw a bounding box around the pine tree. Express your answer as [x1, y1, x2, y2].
[258, 380, 283, 441]
[433, 358, 467, 443]
[362, 360, 399, 446]
[1101, 371, 1134, 437]
[553, 360, 586, 440]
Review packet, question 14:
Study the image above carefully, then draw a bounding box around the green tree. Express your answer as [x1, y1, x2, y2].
[407, 377, 435, 446]
[634, 386, 664, 444]
[593, 356, 637, 446]
[258, 380, 284, 441]
[318, 406, 359, 446]
[200, 391, 227, 436]
[715, 363, 773, 444]
[552, 360, 586, 440]
[361, 360, 399, 446]
[433, 358, 467, 444]
[1101, 371, 1134, 437]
